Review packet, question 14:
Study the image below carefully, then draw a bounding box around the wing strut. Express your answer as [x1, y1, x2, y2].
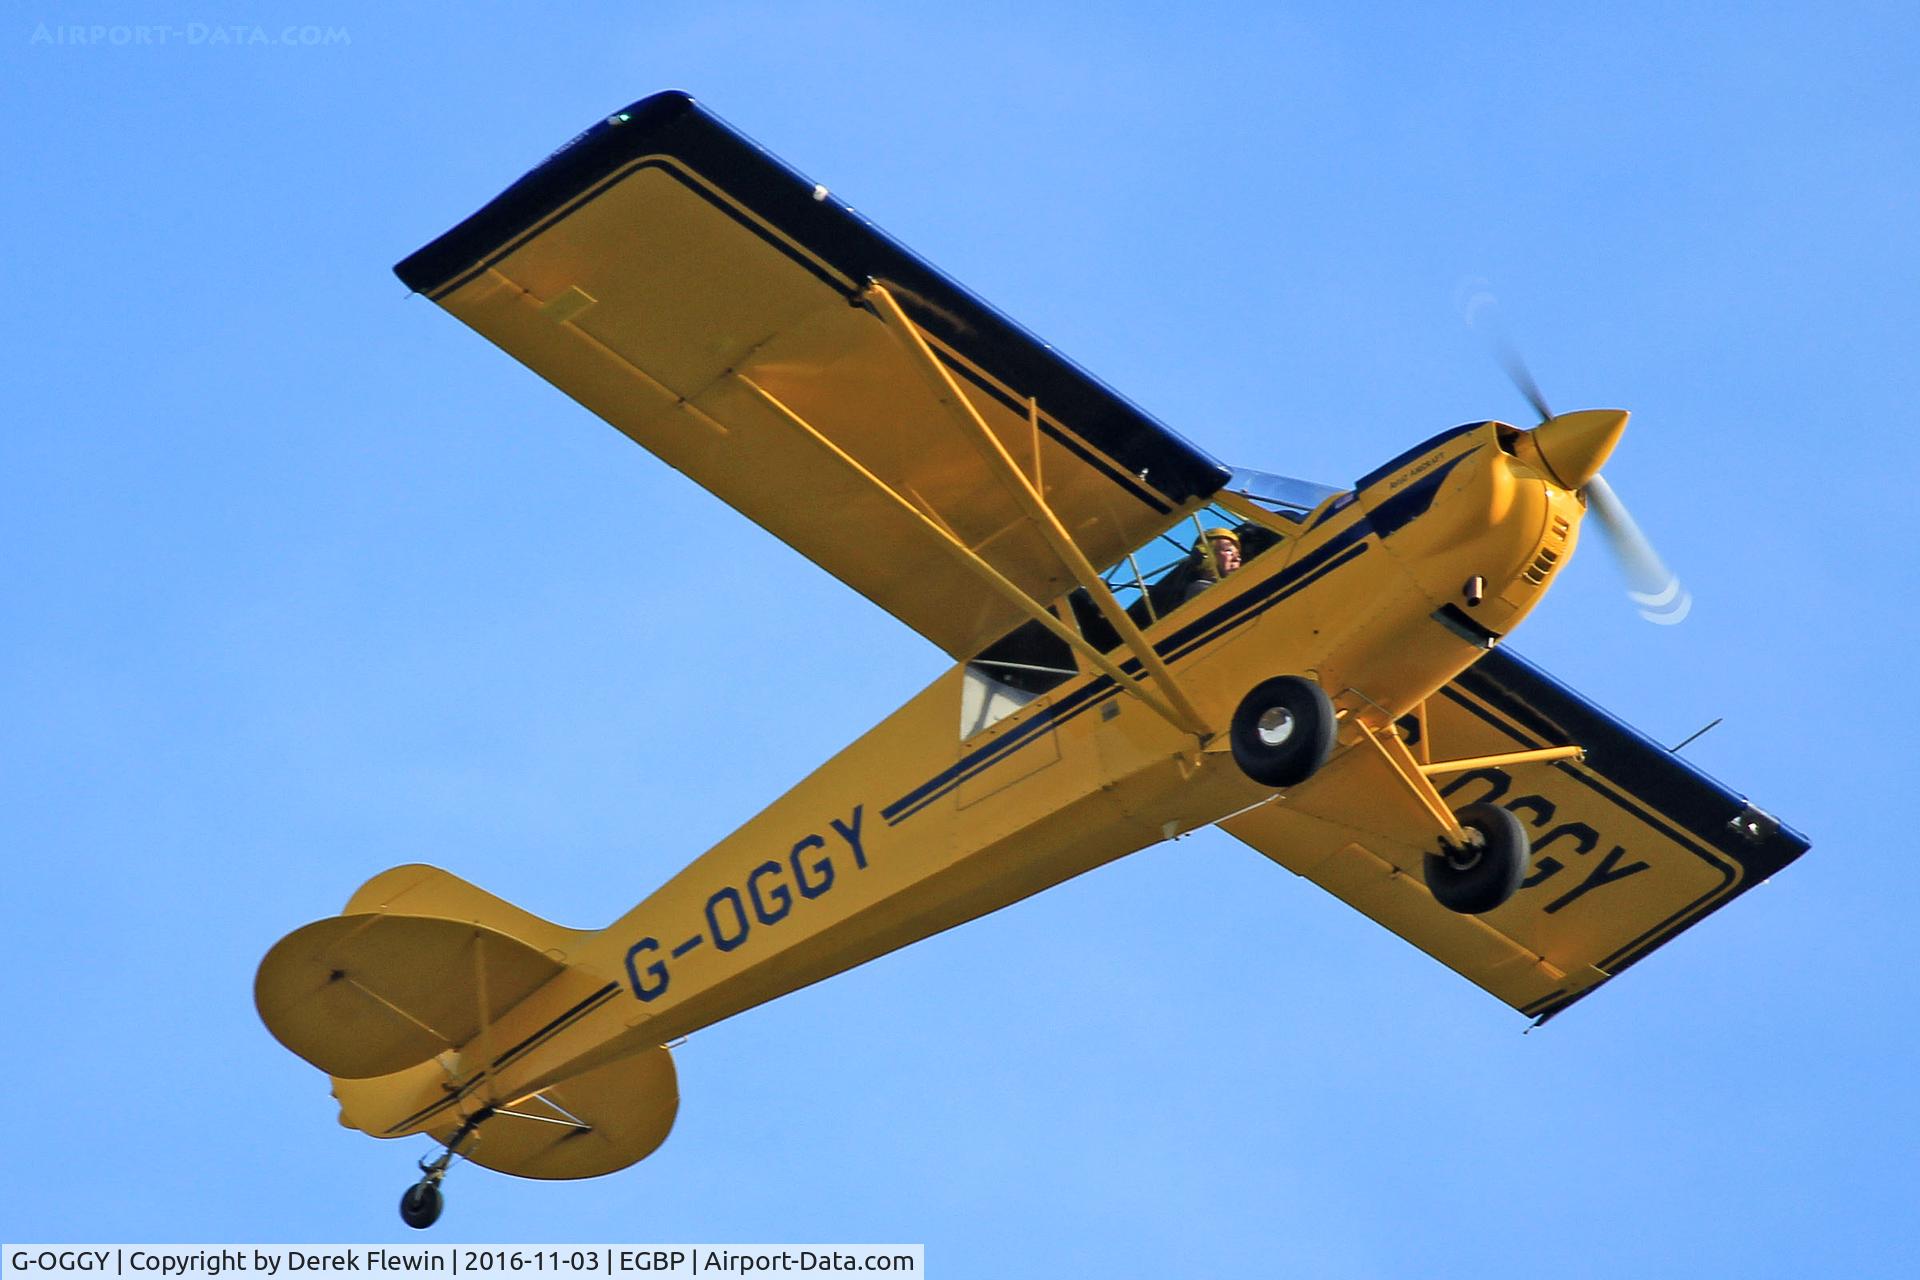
[733, 372, 1205, 735]
[1353, 720, 1473, 845]
[863, 281, 1213, 737]
[1347, 699, 1586, 845]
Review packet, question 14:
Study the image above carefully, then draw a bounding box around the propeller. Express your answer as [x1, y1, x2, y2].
[1583, 474, 1692, 625]
[1463, 287, 1691, 625]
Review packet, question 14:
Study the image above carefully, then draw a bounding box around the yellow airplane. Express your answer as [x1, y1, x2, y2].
[255, 92, 1808, 1229]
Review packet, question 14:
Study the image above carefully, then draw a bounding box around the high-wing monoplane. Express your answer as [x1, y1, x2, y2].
[255, 92, 1809, 1228]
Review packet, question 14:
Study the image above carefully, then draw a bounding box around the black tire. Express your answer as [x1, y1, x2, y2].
[400, 1181, 443, 1230]
[1425, 801, 1531, 914]
[1229, 676, 1337, 788]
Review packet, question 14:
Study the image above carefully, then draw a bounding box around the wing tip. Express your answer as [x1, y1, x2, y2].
[391, 89, 705, 294]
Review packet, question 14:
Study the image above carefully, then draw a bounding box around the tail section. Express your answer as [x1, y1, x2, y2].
[256, 865, 679, 1181]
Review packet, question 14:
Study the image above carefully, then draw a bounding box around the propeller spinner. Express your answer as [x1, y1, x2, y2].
[1506, 368, 1692, 626]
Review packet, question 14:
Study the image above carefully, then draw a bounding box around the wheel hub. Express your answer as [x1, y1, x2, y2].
[1444, 827, 1488, 872]
[1255, 706, 1296, 747]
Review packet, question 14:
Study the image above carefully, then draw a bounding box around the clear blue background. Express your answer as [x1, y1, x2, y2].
[4, 3, 1915, 1275]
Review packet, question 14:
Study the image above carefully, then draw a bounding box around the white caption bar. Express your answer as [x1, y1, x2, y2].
[4, 1248, 923, 1279]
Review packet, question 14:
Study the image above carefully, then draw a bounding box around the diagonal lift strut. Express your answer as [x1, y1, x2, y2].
[862, 280, 1212, 738]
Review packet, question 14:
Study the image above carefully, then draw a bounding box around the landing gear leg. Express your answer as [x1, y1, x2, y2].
[399, 1106, 493, 1230]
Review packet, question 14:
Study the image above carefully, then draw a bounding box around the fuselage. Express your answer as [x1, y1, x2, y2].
[347, 418, 1587, 1137]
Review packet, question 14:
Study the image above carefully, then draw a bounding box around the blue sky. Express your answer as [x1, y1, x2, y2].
[4, 2, 1916, 1274]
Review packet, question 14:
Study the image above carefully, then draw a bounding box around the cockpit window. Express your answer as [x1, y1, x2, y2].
[961, 500, 1284, 737]
[1095, 500, 1278, 629]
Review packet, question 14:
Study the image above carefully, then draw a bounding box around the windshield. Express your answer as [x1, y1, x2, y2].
[1223, 468, 1343, 522]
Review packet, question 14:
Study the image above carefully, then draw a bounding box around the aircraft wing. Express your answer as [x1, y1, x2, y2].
[1220, 648, 1809, 1022]
[395, 91, 1230, 660]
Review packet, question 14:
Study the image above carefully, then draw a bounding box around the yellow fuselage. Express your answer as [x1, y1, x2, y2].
[345, 420, 1584, 1138]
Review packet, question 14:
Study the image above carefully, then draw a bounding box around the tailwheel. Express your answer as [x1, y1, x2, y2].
[399, 1181, 443, 1230]
[397, 1106, 492, 1230]
[1425, 801, 1530, 914]
[1229, 676, 1337, 788]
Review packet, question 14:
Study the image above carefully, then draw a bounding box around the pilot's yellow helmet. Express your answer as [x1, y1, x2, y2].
[1193, 527, 1241, 576]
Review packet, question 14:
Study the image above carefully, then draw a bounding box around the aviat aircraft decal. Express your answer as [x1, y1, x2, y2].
[254, 91, 1809, 1229]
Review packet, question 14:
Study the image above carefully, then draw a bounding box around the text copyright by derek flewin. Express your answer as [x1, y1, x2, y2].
[6, 1249, 921, 1279]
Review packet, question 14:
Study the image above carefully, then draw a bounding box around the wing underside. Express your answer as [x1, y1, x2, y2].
[1222, 649, 1808, 1021]
[396, 92, 1231, 660]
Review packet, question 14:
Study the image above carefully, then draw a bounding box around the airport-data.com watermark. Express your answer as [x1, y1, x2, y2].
[28, 21, 351, 47]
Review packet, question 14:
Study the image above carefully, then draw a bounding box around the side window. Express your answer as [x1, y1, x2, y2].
[962, 607, 1078, 738]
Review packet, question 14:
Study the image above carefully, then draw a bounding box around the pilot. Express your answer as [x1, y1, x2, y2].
[1182, 527, 1243, 601]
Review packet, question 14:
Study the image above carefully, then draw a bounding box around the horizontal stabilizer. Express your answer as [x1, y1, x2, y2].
[327, 1045, 679, 1179]
[255, 913, 566, 1079]
[342, 863, 592, 958]
[449, 1048, 677, 1180]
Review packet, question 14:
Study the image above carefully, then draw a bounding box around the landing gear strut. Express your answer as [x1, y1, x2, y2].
[399, 1106, 493, 1230]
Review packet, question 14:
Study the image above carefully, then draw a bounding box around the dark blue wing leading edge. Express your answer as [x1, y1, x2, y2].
[394, 90, 1231, 510]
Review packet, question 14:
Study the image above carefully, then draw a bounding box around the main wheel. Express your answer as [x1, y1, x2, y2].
[1229, 676, 1337, 788]
[1424, 801, 1530, 914]
[400, 1181, 443, 1230]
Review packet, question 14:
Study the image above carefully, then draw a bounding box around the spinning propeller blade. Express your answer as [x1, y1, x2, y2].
[1499, 343, 1557, 425]
[1495, 338, 1692, 625]
[1582, 475, 1693, 625]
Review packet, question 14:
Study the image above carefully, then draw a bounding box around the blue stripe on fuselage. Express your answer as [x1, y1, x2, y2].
[1366, 446, 1479, 541]
[881, 514, 1378, 827]
[1352, 422, 1486, 492]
